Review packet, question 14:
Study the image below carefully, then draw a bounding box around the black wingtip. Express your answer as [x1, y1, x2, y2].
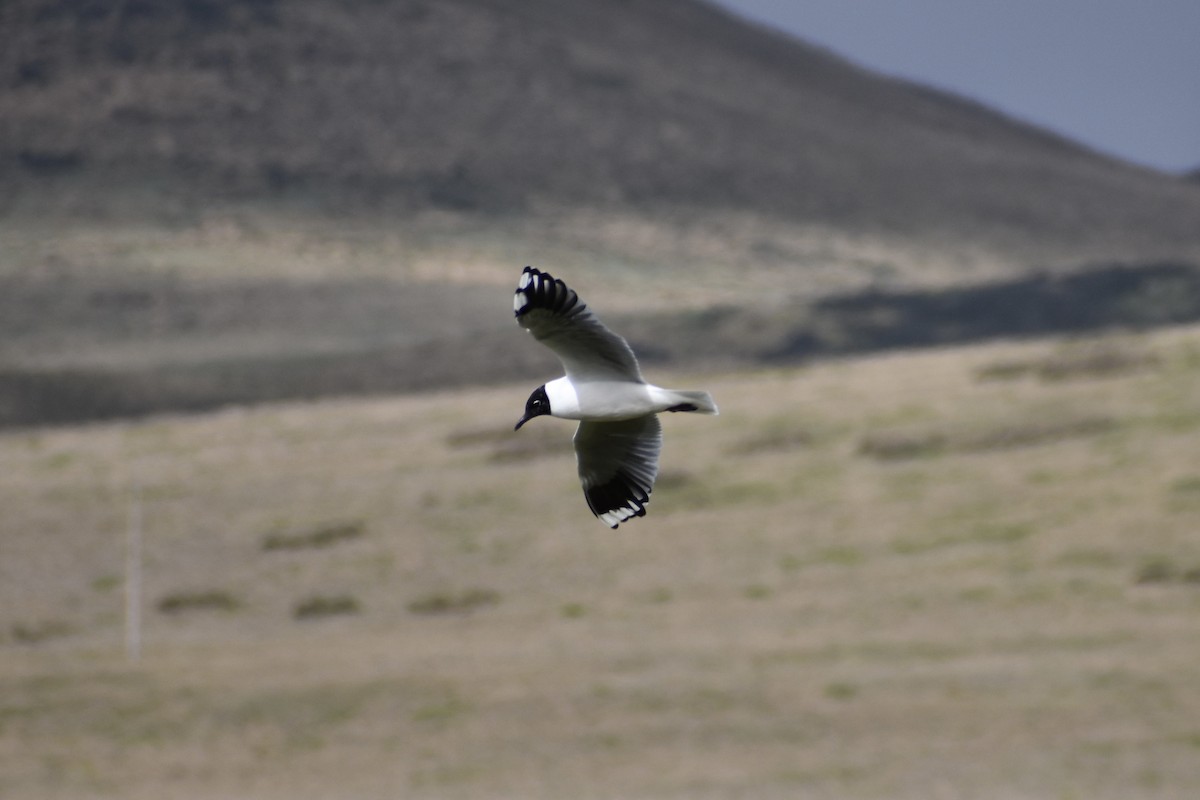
[513, 266, 583, 320]
[583, 470, 652, 528]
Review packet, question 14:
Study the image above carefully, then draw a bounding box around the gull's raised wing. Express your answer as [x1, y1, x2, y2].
[574, 415, 662, 529]
[513, 266, 644, 383]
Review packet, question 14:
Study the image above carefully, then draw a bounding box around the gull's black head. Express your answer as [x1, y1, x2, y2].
[514, 384, 551, 431]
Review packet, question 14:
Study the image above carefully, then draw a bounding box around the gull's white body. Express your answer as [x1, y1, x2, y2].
[544, 377, 707, 421]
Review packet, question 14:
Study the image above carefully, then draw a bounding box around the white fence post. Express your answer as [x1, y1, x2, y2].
[125, 474, 143, 663]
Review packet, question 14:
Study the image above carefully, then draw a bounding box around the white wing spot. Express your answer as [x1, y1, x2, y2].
[514, 292, 528, 312]
[599, 506, 638, 527]
[518, 271, 533, 289]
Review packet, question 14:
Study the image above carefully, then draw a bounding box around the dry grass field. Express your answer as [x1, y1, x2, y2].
[3, 326, 1200, 799]
[0, 206, 1031, 308]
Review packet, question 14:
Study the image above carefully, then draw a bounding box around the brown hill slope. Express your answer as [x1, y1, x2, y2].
[4, 0, 1200, 254]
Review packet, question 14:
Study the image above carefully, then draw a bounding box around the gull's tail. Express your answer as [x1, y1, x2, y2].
[662, 389, 719, 415]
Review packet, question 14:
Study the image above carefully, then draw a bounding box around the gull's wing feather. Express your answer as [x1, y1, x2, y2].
[574, 416, 662, 528]
[514, 266, 644, 383]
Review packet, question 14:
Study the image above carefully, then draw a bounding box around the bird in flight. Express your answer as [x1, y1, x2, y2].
[513, 266, 718, 528]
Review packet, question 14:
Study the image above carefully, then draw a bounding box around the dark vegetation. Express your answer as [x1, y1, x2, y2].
[4, 261, 1200, 428]
[293, 594, 361, 620]
[157, 590, 241, 614]
[8, 620, 73, 645]
[975, 346, 1160, 382]
[407, 588, 500, 616]
[764, 261, 1200, 359]
[636, 261, 1200, 365]
[1134, 559, 1200, 586]
[261, 520, 365, 552]
[857, 414, 1117, 462]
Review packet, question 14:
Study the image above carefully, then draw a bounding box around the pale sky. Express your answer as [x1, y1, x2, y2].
[709, 0, 1200, 174]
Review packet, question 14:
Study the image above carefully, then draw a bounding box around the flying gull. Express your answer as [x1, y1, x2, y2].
[513, 266, 718, 528]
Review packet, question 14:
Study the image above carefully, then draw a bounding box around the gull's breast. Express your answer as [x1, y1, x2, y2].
[570, 381, 659, 421]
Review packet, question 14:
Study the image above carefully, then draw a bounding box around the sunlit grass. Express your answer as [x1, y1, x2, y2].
[3, 325, 1200, 798]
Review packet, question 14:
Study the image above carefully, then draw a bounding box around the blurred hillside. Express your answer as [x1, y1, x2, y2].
[3, 0, 1200, 425]
[5, 0, 1200, 249]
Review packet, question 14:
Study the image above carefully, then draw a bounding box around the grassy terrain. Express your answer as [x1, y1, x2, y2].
[3, 324, 1200, 798]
